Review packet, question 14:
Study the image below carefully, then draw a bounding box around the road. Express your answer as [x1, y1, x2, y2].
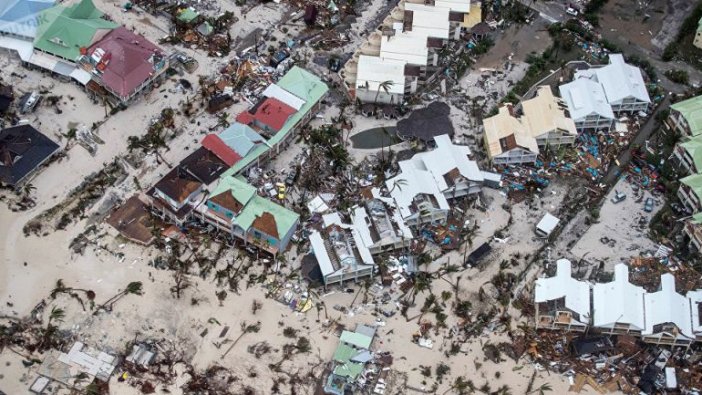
[602, 96, 672, 186]
[516, 0, 568, 23]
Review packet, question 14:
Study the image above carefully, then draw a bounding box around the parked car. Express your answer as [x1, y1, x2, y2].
[566, 6, 579, 16]
[611, 190, 626, 204]
[644, 197, 654, 212]
[269, 50, 289, 67]
[285, 169, 297, 186]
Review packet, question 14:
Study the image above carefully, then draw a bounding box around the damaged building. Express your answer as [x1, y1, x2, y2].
[483, 86, 577, 165]
[534, 260, 702, 346]
[384, 134, 482, 227]
[343, 0, 478, 103]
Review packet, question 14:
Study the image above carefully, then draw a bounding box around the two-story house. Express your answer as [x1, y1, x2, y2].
[559, 77, 615, 132]
[678, 173, 702, 213]
[642, 274, 696, 346]
[483, 105, 540, 165]
[534, 259, 591, 332]
[574, 54, 651, 114]
[309, 212, 376, 287]
[592, 263, 646, 335]
[196, 176, 299, 254]
[666, 95, 702, 138]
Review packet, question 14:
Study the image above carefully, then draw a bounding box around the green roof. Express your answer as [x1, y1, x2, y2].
[209, 176, 256, 206]
[176, 7, 199, 23]
[691, 212, 702, 224]
[333, 343, 355, 363]
[235, 195, 299, 238]
[333, 362, 364, 380]
[680, 135, 702, 172]
[671, 95, 702, 137]
[222, 66, 328, 175]
[339, 331, 372, 349]
[209, 175, 298, 238]
[34, 0, 117, 60]
[681, 173, 702, 198]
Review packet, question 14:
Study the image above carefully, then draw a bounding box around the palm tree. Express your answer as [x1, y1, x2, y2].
[373, 80, 394, 104]
[388, 178, 408, 193]
[47, 306, 65, 327]
[530, 383, 552, 395]
[95, 282, 143, 313]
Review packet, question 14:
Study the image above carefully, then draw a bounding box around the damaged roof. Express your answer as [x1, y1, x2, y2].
[0, 124, 60, 187]
[534, 259, 590, 323]
[85, 26, 165, 100]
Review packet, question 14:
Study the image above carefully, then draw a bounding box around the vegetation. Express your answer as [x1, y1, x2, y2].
[665, 69, 690, 85]
[661, 2, 702, 68]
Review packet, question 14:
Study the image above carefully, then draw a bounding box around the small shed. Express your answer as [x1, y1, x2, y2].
[466, 242, 491, 267]
[535, 212, 559, 238]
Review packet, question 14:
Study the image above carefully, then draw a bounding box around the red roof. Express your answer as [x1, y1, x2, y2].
[87, 27, 164, 100]
[201, 134, 242, 166]
[235, 111, 255, 125]
[237, 98, 296, 132]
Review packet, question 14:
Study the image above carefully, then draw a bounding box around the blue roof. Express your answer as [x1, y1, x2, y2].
[0, 0, 55, 38]
[219, 123, 268, 157]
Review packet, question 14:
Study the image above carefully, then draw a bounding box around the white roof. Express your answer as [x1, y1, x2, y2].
[559, 77, 614, 121]
[380, 33, 429, 65]
[355, 55, 406, 95]
[592, 264, 646, 330]
[386, 163, 449, 219]
[434, 0, 471, 13]
[262, 83, 306, 111]
[310, 230, 335, 276]
[352, 206, 375, 248]
[370, 187, 414, 239]
[307, 195, 330, 214]
[643, 273, 694, 340]
[536, 212, 560, 235]
[687, 289, 702, 334]
[404, 3, 450, 39]
[575, 54, 650, 105]
[534, 259, 590, 322]
[0, 35, 33, 61]
[321, 212, 374, 265]
[409, 134, 483, 191]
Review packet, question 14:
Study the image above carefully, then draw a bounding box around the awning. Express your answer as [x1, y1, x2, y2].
[27, 51, 58, 71]
[0, 35, 33, 61]
[70, 68, 92, 85]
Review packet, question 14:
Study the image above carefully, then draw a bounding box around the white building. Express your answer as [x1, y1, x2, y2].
[354, 55, 407, 104]
[642, 273, 695, 346]
[351, 198, 413, 254]
[534, 259, 590, 331]
[574, 54, 651, 114]
[309, 212, 376, 287]
[384, 134, 483, 226]
[343, 0, 474, 103]
[592, 263, 646, 335]
[559, 77, 615, 131]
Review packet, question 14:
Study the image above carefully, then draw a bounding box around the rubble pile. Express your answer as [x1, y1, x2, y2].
[523, 330, 702, 394]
